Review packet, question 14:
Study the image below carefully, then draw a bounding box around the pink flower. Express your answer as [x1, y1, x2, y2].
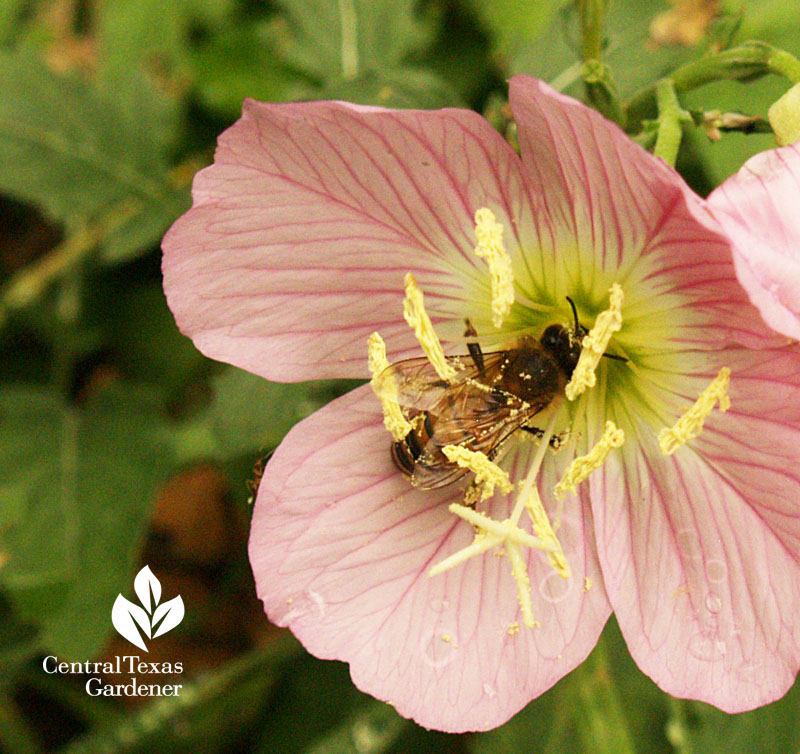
[162, 76, 800, 732]
[708, 141, 800, 340]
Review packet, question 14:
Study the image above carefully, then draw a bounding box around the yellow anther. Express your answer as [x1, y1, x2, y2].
[403, 273, 458, 382]
[368, 332, 412, 442]
[442, 445, 513, 501]
[474, 207, 515, 329]
[565, 283, 624, 400]
[522, 485, 570, 578]
[554, 420, 625, 499]
[658, 367, 731, 455]
[506, 543, 537, 628]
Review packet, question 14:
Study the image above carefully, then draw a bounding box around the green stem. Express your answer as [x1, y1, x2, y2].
[653, 79, 685, 166]
[577, 0, 606, 61]
[665, 697, 695, 754]
[626, 41, 800, 130]
[575, 0, 623, 125]
[573, 635, 637, 754]
[769, 47, 800, 83]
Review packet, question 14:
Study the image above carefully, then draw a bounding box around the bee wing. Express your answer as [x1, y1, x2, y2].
[411, 387, 552, 490]
[386, 350, 512, 412]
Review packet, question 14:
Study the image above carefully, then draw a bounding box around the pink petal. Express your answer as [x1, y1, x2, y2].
[163, 99, 536, 381]
[592, 348, 800, 711]
[508, 76, 776, 351]
[708, 143, 800, 340]
[250, 384, 611, 732]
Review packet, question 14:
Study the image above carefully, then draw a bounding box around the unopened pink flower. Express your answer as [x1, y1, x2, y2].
[162, 77, 800, 732]
[708, 141, 800, 340]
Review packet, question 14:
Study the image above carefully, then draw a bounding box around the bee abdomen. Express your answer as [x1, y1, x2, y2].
[391, 411, 433, 478]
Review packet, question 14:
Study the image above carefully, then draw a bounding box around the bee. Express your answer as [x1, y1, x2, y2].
[389, 299, 618, 490]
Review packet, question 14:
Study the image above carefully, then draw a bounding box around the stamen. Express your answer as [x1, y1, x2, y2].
[554, 420, 624, 498]
[367, 332, 412, 441]
[565, 283, 624, 400]
[442, 445, 513, 501]
[428, 411, 569, 627]
[474, 208, 515, 329]
[506, 543, 537, 628]
[658, 367, 731, 455]
[445, 504, 555, 550]
[403, 273, 459, 382]
[522, 485, 570, 578]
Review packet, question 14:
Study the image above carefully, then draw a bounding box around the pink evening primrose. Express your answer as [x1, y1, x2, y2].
[707, 141, 800, 341]
[162, 76, 800, 733]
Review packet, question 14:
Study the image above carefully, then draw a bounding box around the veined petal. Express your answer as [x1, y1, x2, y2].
[593, 347, 800, 710]
[250, 384, 611, 732]
[163, 99, 536, 381]
[508, 76, 776, 353]
[708, 143, 800, 340]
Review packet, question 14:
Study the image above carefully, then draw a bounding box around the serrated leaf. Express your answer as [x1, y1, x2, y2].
[0, 52, 189, 265]
[274, 0, 436, 81]
[0, 382, 173, 658]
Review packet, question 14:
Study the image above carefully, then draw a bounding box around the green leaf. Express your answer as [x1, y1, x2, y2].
[466, 0, 570, 67]
[0, 52, 189, 265]
[0, 0, 25, 45]
[274, 0, 436, 81]
[200, 367, 361, 459]
[256, 656, 373, 754]
[301, 698, 410, 754]
[62, 638, 299, 754]
[94, 0, 235, 82]
[673, 676, 800, 754]
[191, 22, 314, 118]
[0, 382, 173, 658]
[319, 68, 464, 108]
[469, 619, 673, 754]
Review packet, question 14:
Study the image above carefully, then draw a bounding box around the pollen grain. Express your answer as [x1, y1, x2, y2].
[403, 273, 459, 382]
[368, 332, 412, 442]
[474, 207, 515, 329]
[554, 420, 625, 499]
[565, 283, 624, 400]
[658, 367, 731, 455]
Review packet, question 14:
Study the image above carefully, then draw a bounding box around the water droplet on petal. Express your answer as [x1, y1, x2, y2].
[482, 683, 497, 698]
[688, 633, 716, 661]
[538, 570, 572, 603]
[420, 630, 458, 668]
[705, 592, 722, 614]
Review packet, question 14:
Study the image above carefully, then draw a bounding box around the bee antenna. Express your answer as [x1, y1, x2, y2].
[565, 296, 580, 334]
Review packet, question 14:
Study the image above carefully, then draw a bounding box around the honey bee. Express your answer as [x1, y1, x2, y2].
[389, 299, 614, 490]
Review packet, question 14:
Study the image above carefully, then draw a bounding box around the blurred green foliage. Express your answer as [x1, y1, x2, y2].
[1, 0, 799, 752]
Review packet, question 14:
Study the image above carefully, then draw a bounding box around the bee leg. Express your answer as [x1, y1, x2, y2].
[464, 318, 485, 374]
[521, 426, 566, 450]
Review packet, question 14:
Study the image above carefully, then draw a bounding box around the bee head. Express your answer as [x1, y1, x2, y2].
[540, 324, 583, 378]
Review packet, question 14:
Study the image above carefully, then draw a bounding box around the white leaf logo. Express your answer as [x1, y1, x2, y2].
[111, 566, 184, 652]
